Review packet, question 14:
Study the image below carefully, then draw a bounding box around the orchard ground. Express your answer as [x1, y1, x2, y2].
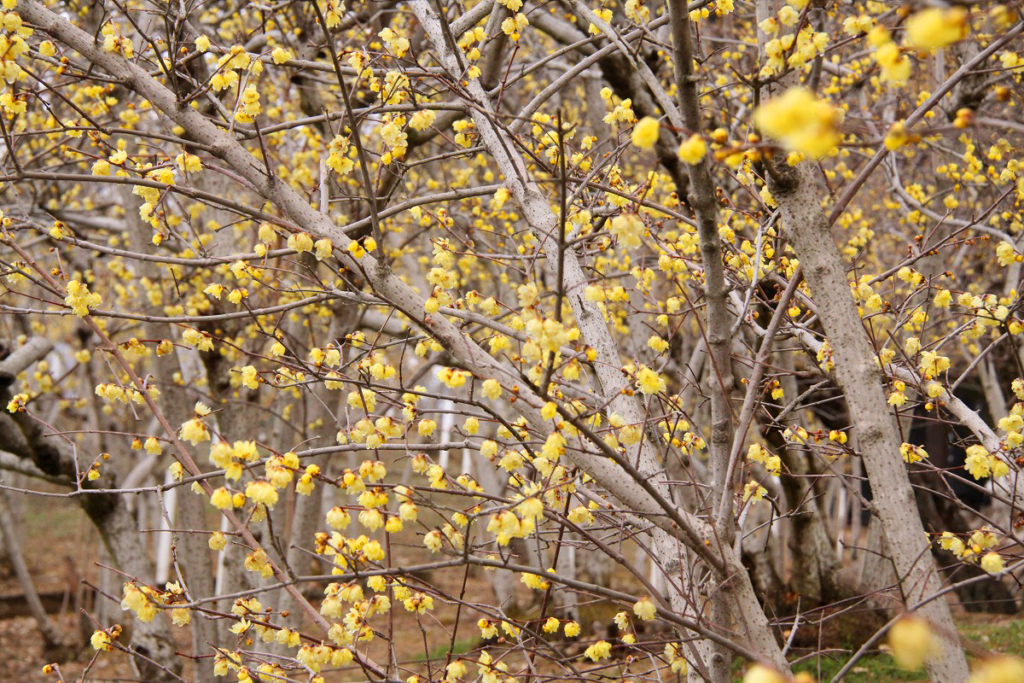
[2, 494, 1021, 682]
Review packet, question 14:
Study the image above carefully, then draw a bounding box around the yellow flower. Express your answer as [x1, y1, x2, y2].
[175, 153, 202, 173]
[500, 13, 529, 41]
[446, 660, 467, 680]
[564, 621, 580, 637]
[208, 532, 227, 551]
[900, 442, 928, 464]
[981, 552, 1005, 574]
[888, 616, 934, 670]
[521, 572, 549, 590]
[288, 232, 314, 253]
[919, 350, 950, 377]
[631, 116, 659, 149]
[876, 41, 911, 84]
[403, 592, 434, 613]
[91, 630, 113, 652]
[179, 418, 210, 445]
[195, 35, 210, 52]
[635, 365, 666, 395]
[296, 466, 318, 495]
[271, 46, 292, 64]
[583, 640, 611, 661]
[884, 121, 910, 150]
[347, 241, 366, 259]
[183, 328, 214, 352]
[399, 501, 418, 521]
[516, 497, 544, 520]
[240, 365, 260, 390]
[905, 7, 968, 50]
[965, 445, 993, 480]
[969, 657, 1024, 683]
[754, 88, 841, 159]
[664, 643, 688, 674]
[437, 367, 467, 388]
[64, 280, 101, 317]
[6, 392, 28, 413]
[314, 239, 333, 260]
[474, 619, 497, 640]
[742, 665, 786, 683]
[210, 487, 233, 509]
[610, 213, 644, 249]
[424, 529, 443, 552]
[482, 379, 502, 400]
[633, 597, 657, 621]
[677, 134, 707, 165]
[326, 506, 351, 529]
[236, 84, 261, 122]
[568, 505, 594, 525]
[245, 480, 279, 508]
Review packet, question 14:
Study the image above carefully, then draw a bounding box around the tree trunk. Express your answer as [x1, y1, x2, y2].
[771, 160, 969, 680]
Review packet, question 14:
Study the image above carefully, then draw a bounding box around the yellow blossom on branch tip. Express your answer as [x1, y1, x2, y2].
[631, 116, 659, 149]
[905, 7, 969, 50]
[91, 630, 113, 652]
[635, 365, 666, 395]
[677, 134, 707, 165]
[64, 280, 101, 317]
[240, 365, 260, 390]
[981, 552, 1005, 574]
[271, 46, 292, 64]
[6, 392, 28, 413]
[210, 487, 232, 509]
[245, 480, 279, 508]
[876, 41, 911, 84]
[633, 597, 656, 620]
[583, 640, 611, 661]
[754, 87, 841, 159]
[437, 367, 467, 388]
[610, 213, 644, 248]
[180, 418, 210, 445]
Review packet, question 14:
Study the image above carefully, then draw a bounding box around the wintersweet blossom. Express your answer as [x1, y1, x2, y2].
[754, 88, 841, 159]
[64, 280, 101, 316]
[888, 616, 934, 670]
[677, 134, 707, 165]
[631, 117, 659, 149]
